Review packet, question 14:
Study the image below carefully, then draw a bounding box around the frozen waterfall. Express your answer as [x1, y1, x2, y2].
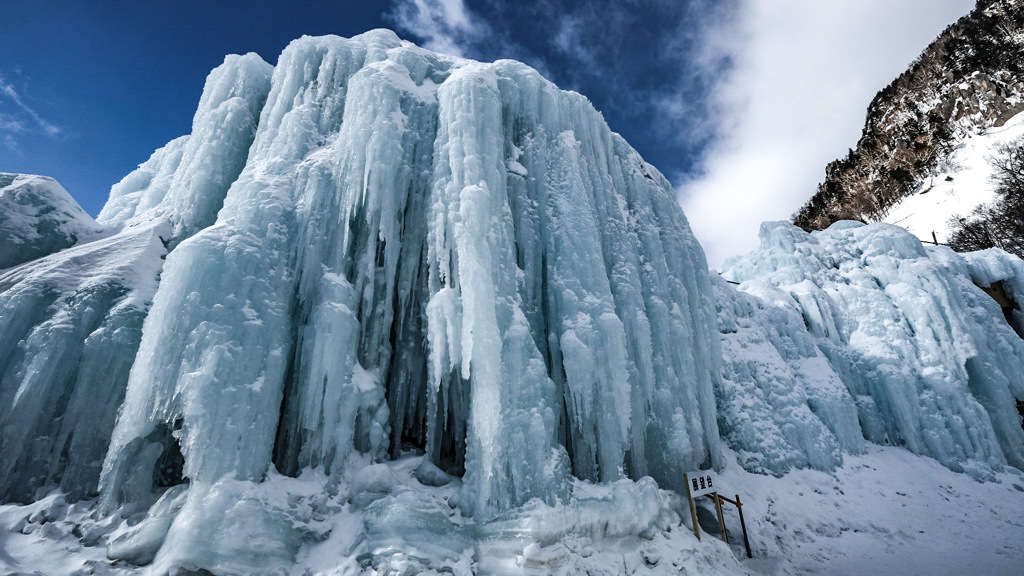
[59, 29, 721, 571]
[1, 28, 1023, 576]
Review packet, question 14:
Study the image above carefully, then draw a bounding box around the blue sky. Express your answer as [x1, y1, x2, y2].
[1, 0, 974, 264]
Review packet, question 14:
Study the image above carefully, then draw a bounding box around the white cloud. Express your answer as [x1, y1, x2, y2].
[552, 16, 597, 67]
[679, 0, 974, 268]
[0, 74, 60, 137]
[390, 0, 487, 57]
[0, 74, 61, 153]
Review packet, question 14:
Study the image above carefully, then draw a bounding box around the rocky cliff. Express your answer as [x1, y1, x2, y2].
[794, 0, 1024, 230]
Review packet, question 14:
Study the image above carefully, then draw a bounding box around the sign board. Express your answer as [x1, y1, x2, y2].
[686, 470, 717, 498]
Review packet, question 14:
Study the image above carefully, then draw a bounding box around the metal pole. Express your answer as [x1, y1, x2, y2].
[736, 494, 752, 558]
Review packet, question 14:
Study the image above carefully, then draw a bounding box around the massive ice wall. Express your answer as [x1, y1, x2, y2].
[721, 221, 1024, 475]
[61, 29, 724, 570]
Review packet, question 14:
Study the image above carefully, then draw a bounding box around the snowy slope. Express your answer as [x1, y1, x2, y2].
[883, 110, 1024, 244]
[0, 173, 106, 270]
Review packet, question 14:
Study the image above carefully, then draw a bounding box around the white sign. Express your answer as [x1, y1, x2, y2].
[686, 470, 717, 497]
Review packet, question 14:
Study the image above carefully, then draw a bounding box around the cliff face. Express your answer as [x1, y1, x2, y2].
[794, 0, 1024, 230]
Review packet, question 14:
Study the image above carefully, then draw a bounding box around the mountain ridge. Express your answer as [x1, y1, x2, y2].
[794, 0, 1024, 230]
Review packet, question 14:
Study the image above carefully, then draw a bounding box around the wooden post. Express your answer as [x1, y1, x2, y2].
[736, 494, 752, 558]
[713, 492, 728, 543]
[683, 473, 701, 541]
[932, 231, 938, 245]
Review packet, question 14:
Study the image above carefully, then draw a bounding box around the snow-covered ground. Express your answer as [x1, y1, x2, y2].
[2, 444, 1022, 575]
[725, 445, 1024, 575]
[883, 110, 1024, 244]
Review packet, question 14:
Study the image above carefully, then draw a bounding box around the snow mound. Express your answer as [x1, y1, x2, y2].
[0, 173, 105, 270]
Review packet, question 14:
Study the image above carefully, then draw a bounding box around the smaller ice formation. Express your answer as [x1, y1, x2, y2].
[0, 217, 168, 502]
[721, 221, 1024, 476]
[713, 276, 864, 476]
[0, 174, 105, 269]
[97, 53, 273, 244]
[961, 247, 1024, 336]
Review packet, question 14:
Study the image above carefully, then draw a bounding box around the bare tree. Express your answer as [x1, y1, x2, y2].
[948, 138, 1024, 257]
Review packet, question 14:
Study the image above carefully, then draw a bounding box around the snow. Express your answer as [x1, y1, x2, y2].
[2, 28, 1024, 576]
[720, 444, 1024, 576]
[3, 446, 1024, 575]
[883, 110, 1024, 244]
[0, 173, 106, 270]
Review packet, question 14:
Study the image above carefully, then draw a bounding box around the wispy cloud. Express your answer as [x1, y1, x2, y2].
[552, 16, 596, 67]
[679, 0, 975, 268]
[390, 0, 488, 57]
[0, 73, 62, 153]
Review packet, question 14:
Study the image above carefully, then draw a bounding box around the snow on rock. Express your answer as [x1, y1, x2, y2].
[883, 109, 1024, 244]
[0, 173, 105, 270]
[722, 220, 1024, 475]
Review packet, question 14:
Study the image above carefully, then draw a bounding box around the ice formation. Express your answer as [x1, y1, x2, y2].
[0, 30, 723, 572]
[0, 216, 167, 502]
[97, 53, 274, 243]
[713, 276, 864, 475]
[1, 28, 1023, 575]
[721, 221, 1024, 476]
